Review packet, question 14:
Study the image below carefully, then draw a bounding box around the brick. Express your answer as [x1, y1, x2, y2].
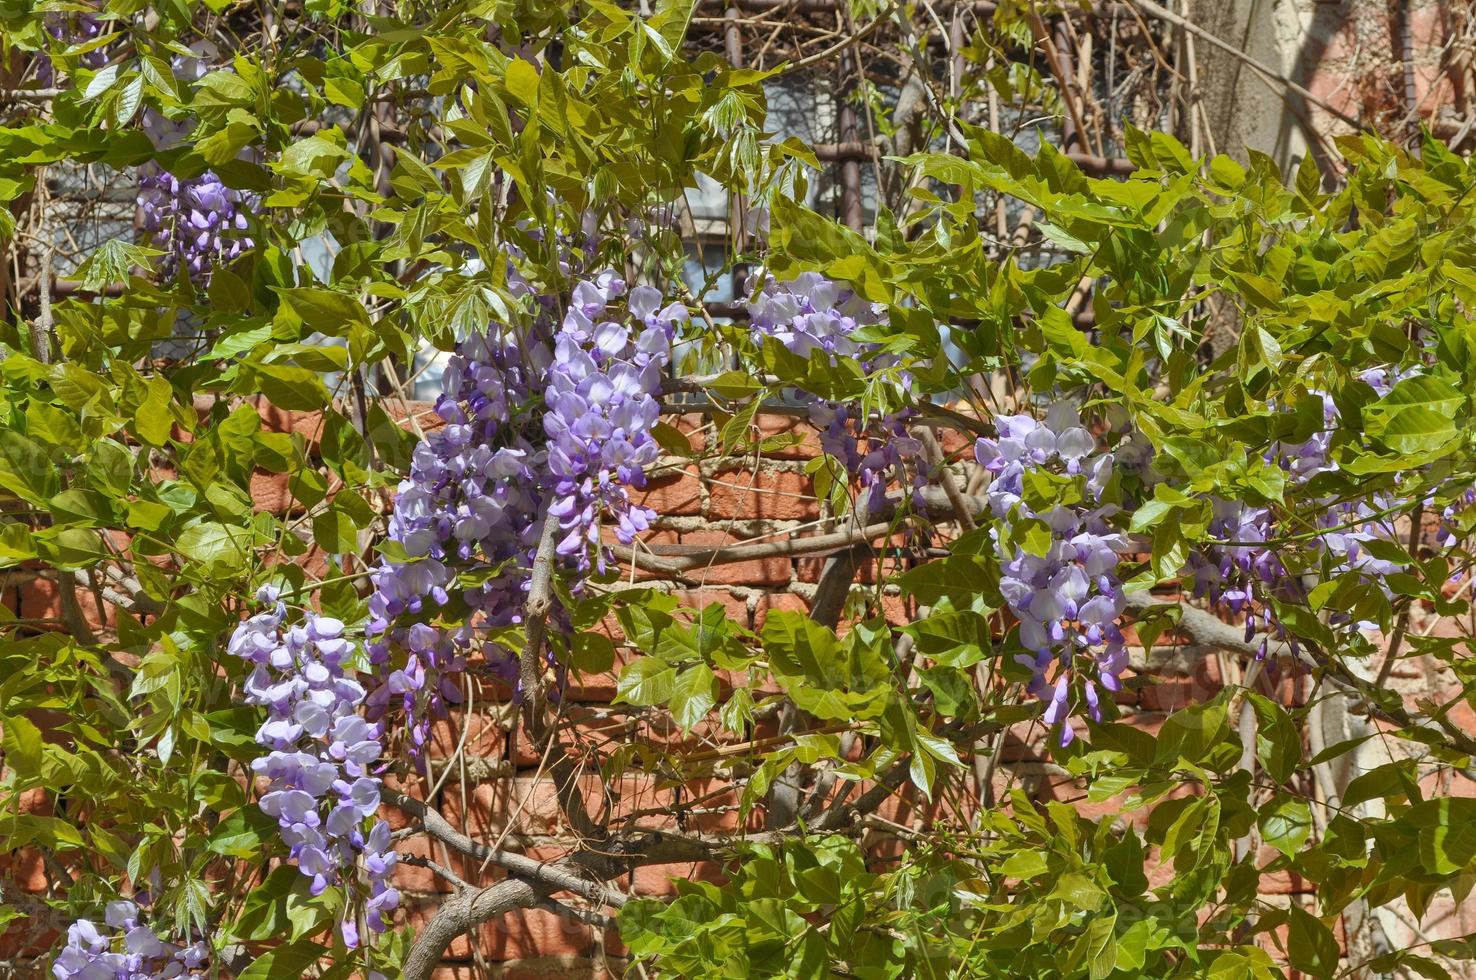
[2, 847, 49, 892]
[426, 708, 505, 761]
[936, 421, 976, 457]
[498, 955, 616, 980]
[405, 897, 475, 959]
[879, 593, 914, 626]
[249, 469, 294, 515]
[8, 576, 114, 631]
[253, 397, 296, 440]
[708, 467, 818, 521]
[627, 465, 703, 517]
[610, 528, 681, 582]
[670, 412, 709, 454]
[798, 550, 907, 586]
[632, 860, 726, 897]
[480, 908, 596, 961]
[0, 917, 57, 962]
[654, 529, 792, 587]
[506, 705, 627, 764]
[681, 781, 766, 834]
[594, 613, 625, 644]
[563, 657, 623, 704]
[394, 834, 456, 893]
[441, 774, 668, 838]
[754, 592, 810, 631]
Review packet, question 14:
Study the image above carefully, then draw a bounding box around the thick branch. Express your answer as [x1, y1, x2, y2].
[402, 878, 543, 980]
[520, 513, 562, 728]
[387, 789, 628, 909]
[612, 486, 985, 579]
[1123, 593, 1476, 757]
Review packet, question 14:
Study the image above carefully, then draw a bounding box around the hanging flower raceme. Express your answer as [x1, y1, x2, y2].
[137, 169, 255, 283]
[227, 587, 397, 948]
[546, 276, 682, 567]
[366, 272, 682, 763]
[135, 44, 255, 285]
[746, 273, 932, 514]
[1186, 371, 1421, 656]
[975, 404, 1126, 747]
[37, 7, 108, 87]
[52, 901, 208, 979]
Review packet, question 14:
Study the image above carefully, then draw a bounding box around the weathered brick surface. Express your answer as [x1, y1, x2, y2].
[626, 465, 704, 517]
[708, 466, 819, 521]
[754, 591, 810, 630]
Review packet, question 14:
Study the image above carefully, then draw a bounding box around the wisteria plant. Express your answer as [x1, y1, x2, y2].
[2, 3, 1476, 980]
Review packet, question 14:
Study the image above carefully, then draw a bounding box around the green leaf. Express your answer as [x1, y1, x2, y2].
[0, 430, 60, 504]
[83, 64, 120, 101]
[1342, 760, 1419, 809]
[506, 58, 541, 106]
[237, 940, 327, 980]
[897, 555, 998, 607]
[1407, 798, 1476, 874]
[135, 376, 176, 446]
[72, 239, 160, 291]
[2, 714, 44, 779]
[312, 509, 358, 555]
[277, 288, 372, 337]
[1247, 693, 1300, 783]
[615, 656, 678, 706]
[669, 663, 718, 731]
[176, 520, 250, 574]
[1363, 375, 1464, 454]
[998, 850, 1049, 879]
[1257, 794, 1312, 858]
[194, 70, 256, 107]
[248, 363, 329, 411]
[1287, 906, 1339, 977]
[207, 809, 271, 859]
[115, 75, 143, 126]
[571, 632, 615, 674]
[277, 135, 350, 179]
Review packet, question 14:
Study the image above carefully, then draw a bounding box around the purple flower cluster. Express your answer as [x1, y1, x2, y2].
[1438, 488, 1476, 550]
[746, 273, 932, 514]
[53, 901, 207, 980]
[367, 321, 546, 747]
[747, 272, 877, 362]
[136, 43, 255, 284]
[37, 8, 108, 87]
[366, 273, 679, 761]
[975, 404, 1126, 746]
[1187, 375, 1415, 653]
[137, 169, 255, 283]
[546, 276, 683, 565]
[227, 587, 398, 947]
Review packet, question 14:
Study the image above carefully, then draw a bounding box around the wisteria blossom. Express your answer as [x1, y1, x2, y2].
[545, 276, 685, 565]
[227, 587, 398, 946]
[52, 901, 208, 979]
[137, 169, 256, 283]
[747, 272, 932, 514]
[136, 42, 256, 284]
[37, 7, 108, 87]
[1188, 369, 1420, 656]
[366, 271, 680, 761]
[976, 403, 1126, 746]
